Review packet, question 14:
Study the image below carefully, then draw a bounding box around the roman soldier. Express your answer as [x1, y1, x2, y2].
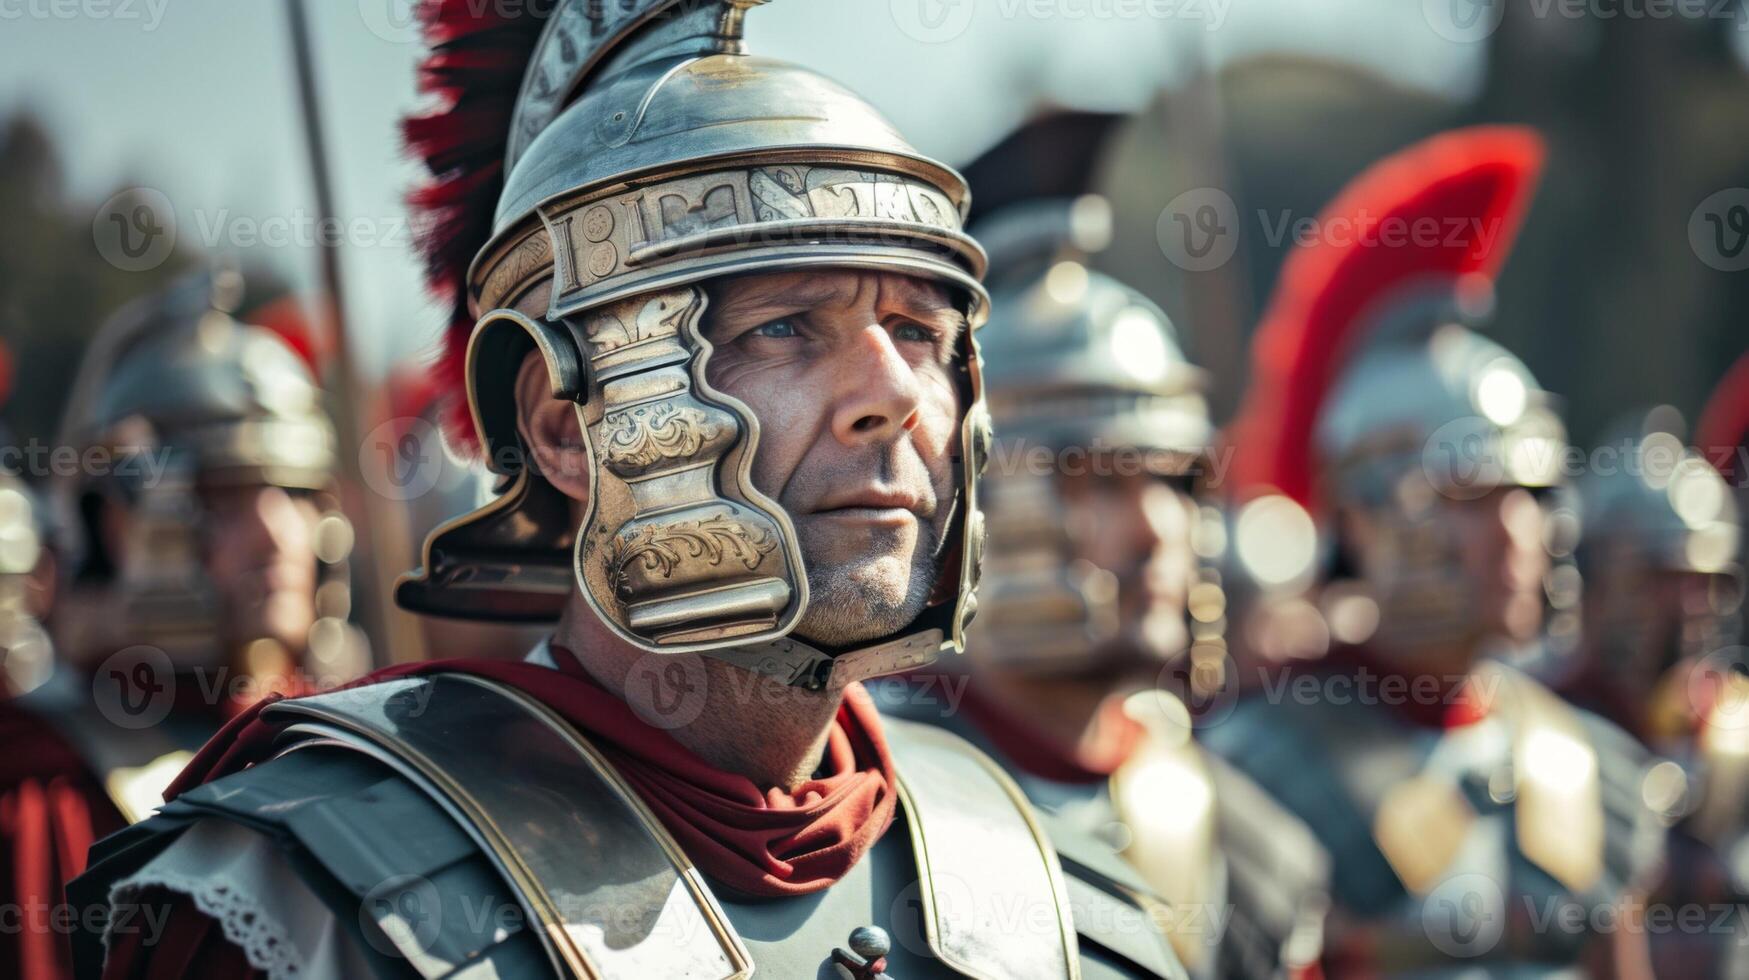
[34, 268, 365, 826]
[1202, 126, 1670, 977]
[1645, 359, 1749, 979]
[0, 432, 127, 980]
[1561, 413, 1741, 747]
[70, 3, 1188, 978]
[874, 110, 1329, 980]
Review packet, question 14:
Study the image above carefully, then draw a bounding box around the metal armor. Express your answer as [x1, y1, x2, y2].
[1201, 664, 1668, 977]
[396, 0, 991, 692]
[72, 670, 1188, 979]
[877, 682, 1330, 980]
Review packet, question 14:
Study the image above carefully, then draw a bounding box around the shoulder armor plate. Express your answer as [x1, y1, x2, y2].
[264, 673, 752, 979]
[882, 713, 1084, 978]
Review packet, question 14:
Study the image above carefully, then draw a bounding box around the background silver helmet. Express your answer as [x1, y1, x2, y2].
[398, 0, 991, 689]
[1579, 415, 1740, 578]
[63, 273, 337, 496]
[1316, 323, 1567, 508]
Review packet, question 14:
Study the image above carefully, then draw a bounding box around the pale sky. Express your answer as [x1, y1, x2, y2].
[0, 0, 1486, 375]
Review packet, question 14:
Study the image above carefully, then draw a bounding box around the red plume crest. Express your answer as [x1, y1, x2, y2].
[404, 0, 555, 455]
[1225, 125, 1546, 512]
[1696, 351, 1749, 485]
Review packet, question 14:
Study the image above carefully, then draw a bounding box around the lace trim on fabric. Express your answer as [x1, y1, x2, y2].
[107, 869, 303, 979]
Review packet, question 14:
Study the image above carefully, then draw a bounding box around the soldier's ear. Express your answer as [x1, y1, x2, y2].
[513, 350, 590, 501]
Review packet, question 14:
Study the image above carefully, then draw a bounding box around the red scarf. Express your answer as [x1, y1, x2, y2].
[166, 648, 898, 898]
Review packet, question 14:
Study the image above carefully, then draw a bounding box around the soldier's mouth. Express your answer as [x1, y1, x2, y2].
[814, 506, 917, 528]
[811, 487, 930, 521]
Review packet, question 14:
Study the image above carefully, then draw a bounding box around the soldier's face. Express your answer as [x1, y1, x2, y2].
[705, 270, 966, 646]
[1059, 470, 1195, 664]
[1448, 486, 1549, 643]
[1586, 561, 1740, 679]
[199, 483, 321, 657]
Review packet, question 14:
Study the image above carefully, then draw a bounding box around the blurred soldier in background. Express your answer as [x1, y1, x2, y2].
[1657, 358, 1749, 978]
[0, 380, 125, 980]
[1204, 127, 1669, 977]
[39, 268, 365, 823]
[1561, 413, 1745, 977]
[878, 111, 1328, 980]
[69, 2, 1188, 977]
[1563, 412, 1741, 747]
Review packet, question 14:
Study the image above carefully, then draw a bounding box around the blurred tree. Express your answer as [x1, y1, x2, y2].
[0, 108, 193, 454]
[0, 108, 295, 463]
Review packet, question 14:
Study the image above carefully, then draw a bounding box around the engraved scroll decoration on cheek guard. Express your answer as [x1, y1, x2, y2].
[570, 286, 805, 652]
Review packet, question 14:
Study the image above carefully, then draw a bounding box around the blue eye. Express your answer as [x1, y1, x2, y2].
[894, 322, 934, 343]
[753, 319, 798, 338]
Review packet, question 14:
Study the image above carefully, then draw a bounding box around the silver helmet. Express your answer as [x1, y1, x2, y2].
[396, 0, 991, 689]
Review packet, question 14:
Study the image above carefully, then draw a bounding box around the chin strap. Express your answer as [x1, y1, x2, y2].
[703, 628, 946, 692]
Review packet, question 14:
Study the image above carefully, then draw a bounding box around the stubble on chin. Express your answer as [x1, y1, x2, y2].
[792, 520, 941, 647]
